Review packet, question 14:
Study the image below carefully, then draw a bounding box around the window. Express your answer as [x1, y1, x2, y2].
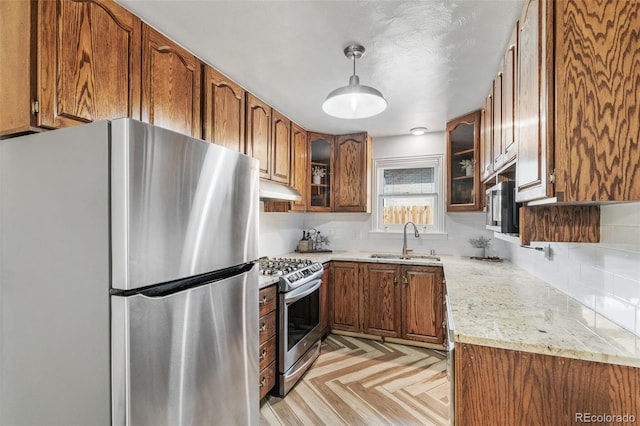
[372, 156, 445, 233]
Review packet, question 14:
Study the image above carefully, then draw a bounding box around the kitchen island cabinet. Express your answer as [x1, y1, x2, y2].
[0, 0, 141, 136]
[141, 25, 201, 138]
[455, 343, 640, 425]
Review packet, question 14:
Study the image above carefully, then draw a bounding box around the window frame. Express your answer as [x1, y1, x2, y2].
[371, 155, 446, 234]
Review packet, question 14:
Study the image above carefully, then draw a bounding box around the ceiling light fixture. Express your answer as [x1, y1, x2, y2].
[322, 44, 387, 119]
[410, 127, 428, 136]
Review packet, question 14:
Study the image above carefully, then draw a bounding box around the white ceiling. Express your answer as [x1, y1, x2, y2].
[117, 0, 524, 138]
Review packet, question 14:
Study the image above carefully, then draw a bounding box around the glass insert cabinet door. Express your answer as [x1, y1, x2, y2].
[446, 111, 481, 211]
[308, 133, 334, 211]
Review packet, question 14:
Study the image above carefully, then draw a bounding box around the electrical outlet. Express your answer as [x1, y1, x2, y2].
[543, 245, 552, 260]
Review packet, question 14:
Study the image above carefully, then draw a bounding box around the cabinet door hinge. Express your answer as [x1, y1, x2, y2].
[31, 100, 40, 115]
[549, 169, 556, 184]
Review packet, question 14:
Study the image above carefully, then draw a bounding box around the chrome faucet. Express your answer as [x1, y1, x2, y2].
[402, 221, 420, 256]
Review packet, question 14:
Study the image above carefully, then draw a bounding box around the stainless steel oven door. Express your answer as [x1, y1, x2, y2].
[279, 278, 322, 373]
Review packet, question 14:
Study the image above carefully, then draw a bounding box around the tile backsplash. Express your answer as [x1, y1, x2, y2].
[496, 202, 640, 337]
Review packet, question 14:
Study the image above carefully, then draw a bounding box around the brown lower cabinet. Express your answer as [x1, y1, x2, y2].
[329, 261, 445, 346]
[258, 285, 277, 399]
[455, 343, 640, 425]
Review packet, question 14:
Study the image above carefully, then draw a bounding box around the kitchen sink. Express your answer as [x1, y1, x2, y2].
[369, 253, 441, 261]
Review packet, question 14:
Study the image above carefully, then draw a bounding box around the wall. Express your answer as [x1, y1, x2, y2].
[494, 202, 640, 337]
[259, 131, 492, 257]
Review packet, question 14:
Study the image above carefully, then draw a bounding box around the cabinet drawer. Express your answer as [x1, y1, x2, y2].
[258, 285, 277, 317]
[259, 335, 276, 371]
[258, 310, 276, 344]
[259, 361, 276, 400]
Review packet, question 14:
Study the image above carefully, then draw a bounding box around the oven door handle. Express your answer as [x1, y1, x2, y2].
[284, 279, 322, 305]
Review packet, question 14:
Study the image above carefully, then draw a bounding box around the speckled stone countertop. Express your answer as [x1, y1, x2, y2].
[261, 251, 640, 368]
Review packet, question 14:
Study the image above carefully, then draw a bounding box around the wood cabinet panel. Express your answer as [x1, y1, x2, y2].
[554, 0, 640, 202]
[481, 90, 494, 181]
[362, 263, 401, 338]
[271, 109, 291, 184]
[258, 285, 277, 318]
[290, 123, 308, 212]
[40, 0, 141, 128]
[492, 70, 503, 169]
[0, 0, 141, 136]
[329, 262, 360, 332]
[456, 343, 640, 425]
[258, 310, 276, 343]
[259, 362, 276, 400]
[258, 335, 276, 372]
[515, 0, 552, 202]
[520, 205, 600, 246]
[202, 66, 245, 152]
[141, 25, 201, 138]
[502, 26, 518, 165]
[334, 133, 370, 212]
[307, 133, 334, 212]
[401, 266, 443, 344]
[447, 111, 482, 211]
[258, 284, 277, 399]
[245, 94, 271, 179]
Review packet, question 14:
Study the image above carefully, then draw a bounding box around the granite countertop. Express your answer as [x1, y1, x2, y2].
[261, 250, 640, 368]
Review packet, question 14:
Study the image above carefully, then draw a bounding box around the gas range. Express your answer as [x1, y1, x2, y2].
[258, 257, 324, 292]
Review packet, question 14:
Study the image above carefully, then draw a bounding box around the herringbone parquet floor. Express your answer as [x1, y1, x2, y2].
[260, 334, 450, 426]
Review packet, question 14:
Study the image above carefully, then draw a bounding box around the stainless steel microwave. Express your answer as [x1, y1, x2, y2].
[486, 181, 520, 233]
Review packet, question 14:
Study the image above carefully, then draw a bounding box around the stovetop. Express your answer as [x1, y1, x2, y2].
[258, 257, 323, 292]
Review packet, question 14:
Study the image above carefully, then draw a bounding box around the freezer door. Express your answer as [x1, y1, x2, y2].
[110, 118, 259, 290]
[111, 265, 259, 426]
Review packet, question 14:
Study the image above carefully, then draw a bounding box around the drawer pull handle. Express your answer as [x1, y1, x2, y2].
[259, 349, 267, 361]
[259, 378, 266, 388]
[259, 295, 268, 305]
[259, 323, 267, 333]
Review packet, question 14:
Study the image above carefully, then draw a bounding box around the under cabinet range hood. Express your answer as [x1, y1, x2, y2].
[259, 179, 302, 202]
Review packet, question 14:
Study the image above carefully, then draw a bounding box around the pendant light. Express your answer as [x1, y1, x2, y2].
[322, 44, 387, 119]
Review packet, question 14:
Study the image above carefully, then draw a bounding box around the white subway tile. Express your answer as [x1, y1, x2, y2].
[612, 275, 640, 306]
[600, 202, 640, 226]
[596, 293, 637, 333]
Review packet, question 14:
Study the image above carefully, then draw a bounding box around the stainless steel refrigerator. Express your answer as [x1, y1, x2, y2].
[0, 119, 260, 425]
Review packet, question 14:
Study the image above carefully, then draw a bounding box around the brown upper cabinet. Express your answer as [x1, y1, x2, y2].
[245, 94, 292, 184]
[501, 25, 518, 168]
[245, 94, 272, 179]
[0, 0, 141, 137]
[308, 133, 334, 212]
[202, 65, 245, 153]
[334, 133, 372, 212]
[141, 25, 201, 138]
[480, 90, 494, 181]
[270, 109, 292, 184]
[480, 23, 518, 182]
[516, 0, 640, 203]
[307, 132, 371, 213]
[290, 123, 308, 212]
[446, 111, 482, 211]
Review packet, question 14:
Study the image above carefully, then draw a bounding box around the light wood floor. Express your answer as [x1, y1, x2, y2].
[260, 334, 450, 426]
